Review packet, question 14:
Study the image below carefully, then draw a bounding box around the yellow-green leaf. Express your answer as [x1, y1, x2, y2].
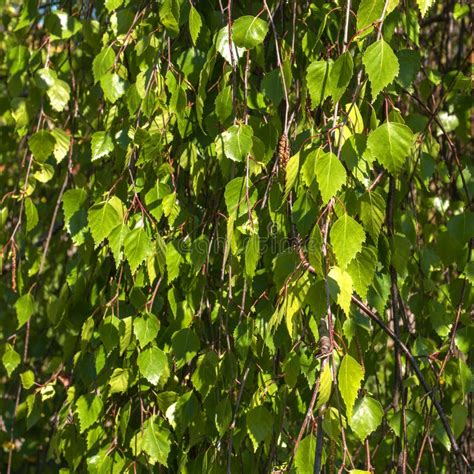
[338, 354, 364, 420]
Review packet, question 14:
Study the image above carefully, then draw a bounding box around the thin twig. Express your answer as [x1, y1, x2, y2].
[299, 251, 471, 470]
[227, 365, 250, 474]
[350, 296, 471, 471]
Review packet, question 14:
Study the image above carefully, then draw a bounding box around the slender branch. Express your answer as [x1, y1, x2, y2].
[314, 372, 326, 474]
[387, 177, 403, 409]
[38, 147, 72, 275]
[226, 0, 238, 119]
[351, 296, 471, 471]
[263, 0, 289, 133]
[227, 364, 250, 474]
[288, 354, 329, 472]
[299, 249, 470, 470]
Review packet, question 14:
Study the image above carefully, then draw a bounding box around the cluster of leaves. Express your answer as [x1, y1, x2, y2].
[0, 0, 472, 472]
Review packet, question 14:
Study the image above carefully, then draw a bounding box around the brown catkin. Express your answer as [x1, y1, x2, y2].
[11, 244, 17, 293]
[278, 133, 290, 170]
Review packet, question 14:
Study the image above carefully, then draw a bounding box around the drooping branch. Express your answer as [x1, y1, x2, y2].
[350, 296, 470, 471]
[299, 250, 470, 471]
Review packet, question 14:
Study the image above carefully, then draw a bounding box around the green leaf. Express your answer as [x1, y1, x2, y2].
[366, 122, 415, 174]
[391, 233, 411, 276]
[162, 192, 179, 224]
[159, 0, 180, 38]
[362, 39, 399, 100]
[328, 266, 353, 316]
[91, 131, 114, 161]
[63, 188, 87, 224]
[306, 60, 331, 108]
[109, 368, 131, 394]
[36, 67, 56, 89]
[388, 409, 423, 443]
[108, 223, 130, 264]
[155, 232, 167, 274]
[33, 163, 54, 183]
[459, 359, 472, 397]
[48, 78, 70, 111]
[330, 214, 365, 269]
[308, 223, 323, 277]
[144, 181, 170, 221]
[215, 399, 232, 436]
[133, 313, 160, 349]
[215, 85, 233, 123]
[357, 0, 384, 31]
[88, 198, 123, 246]
[222, 124, 253, 162]
[294, 434, 316, 474]
[100, 73, 126, 103]
[2, 344, 21, 377]
[349, 396, 383, 440]
[44, 11, 81, 40]
[347, 246, 377, 299]
[16, 293, 36, 328]
[191, 351, 218, 398]
[124, 227, 154, 273]
[232, 16, 269, 49]
[338, 354, 364, 420]
[29, 131, 55, 162]
[51, 128, 70, 163]
[25, 197, 38, 232]
[359, 190, 386, 243]
[261, 69, 284, 106]
[105, 0, 123, 11]
[137, 346, 169, 386]
[75, 394, 103, 433]
[165, 391, 199, 434]
[189, 6, 202, 46]
[142, 417, 171, 466]
[284, 152, 300, 197]
[20, 370, 35, 389]
[11, 98, 29, 130]
[416, 0, 435, 16]
[452, 405, 468, 438]
[216, 26, 244, 64]
[62, 188, 88, 245]
[246, 405, 273, 451]
[283, 353, 300, 388]
[447, 212, 474, 244]
[171, 328, 200, 363]
[315, 150, 347, 204]
[315, 362, 332, 410]
[396, 49, 421, 89]
[92, 47, 115, 83]
[0, 207, 8, 227]
[245, 232, 260, 279]
[329, 52, 353, 102]
[224, 177, 257, 218]
[166, 242, 182, 283]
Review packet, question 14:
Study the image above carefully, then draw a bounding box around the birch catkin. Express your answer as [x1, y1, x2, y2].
[278, 133, 290, 171]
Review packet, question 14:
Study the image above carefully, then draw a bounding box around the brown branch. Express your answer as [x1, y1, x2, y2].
[299, 249, 471, 471]
[227, 364, 250, 474]
[287, 354, 329, 472]
[350, 296, 471, 472]
[386, 175, 408, 473]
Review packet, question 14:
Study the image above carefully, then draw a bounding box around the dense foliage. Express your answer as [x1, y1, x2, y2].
[0, 0, 472, 472]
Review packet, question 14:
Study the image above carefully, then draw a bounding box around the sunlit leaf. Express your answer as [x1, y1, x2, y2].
[366, 122, 415, 174]
[232, 16, 269, 49]
[338, 354, 364, 420]
[363, 39, 399, 100]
